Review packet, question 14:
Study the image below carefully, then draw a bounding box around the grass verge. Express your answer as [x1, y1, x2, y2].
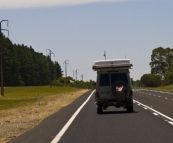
[0, 86, 78, 110]
[0, 86, 89, 143]
[135, 84, 173, 92]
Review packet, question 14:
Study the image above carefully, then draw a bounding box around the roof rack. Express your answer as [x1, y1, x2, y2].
[92, 59, 133, 71]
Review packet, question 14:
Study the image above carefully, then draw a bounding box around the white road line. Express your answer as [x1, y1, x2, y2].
[165, 98, 168, 99]
[158, 96, 161, 97]
[143, 107, 148, 110]
[134, 100, 173, 122]
[160, 91, 163, 93]
[51, 90, 95, 143]
[153, 113, 158, 116]
[168, 121, 173, 125]
[140, 89, 173, 94]
[154, 95, 156, 96]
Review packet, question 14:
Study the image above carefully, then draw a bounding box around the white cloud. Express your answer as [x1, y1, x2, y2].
[0, 0, 140, 9]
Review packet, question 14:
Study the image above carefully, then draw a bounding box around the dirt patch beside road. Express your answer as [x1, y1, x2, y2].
[0, 89, 89, 143]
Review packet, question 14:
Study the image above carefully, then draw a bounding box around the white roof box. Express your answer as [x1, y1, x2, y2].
[92, 59, 133, 71]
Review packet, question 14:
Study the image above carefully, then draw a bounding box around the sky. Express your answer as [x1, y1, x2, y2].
[0, 0, 173, 81]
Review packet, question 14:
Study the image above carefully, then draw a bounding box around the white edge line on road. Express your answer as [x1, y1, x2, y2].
[50, 90, 95, 143]
[153, 113, 158, 116]
[168, 121, 173, 125]
[134, 100, 173, 122]
[141, 89, 173, 94]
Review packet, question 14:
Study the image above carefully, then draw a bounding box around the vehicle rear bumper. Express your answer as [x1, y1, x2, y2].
[96, 98, 133, 108]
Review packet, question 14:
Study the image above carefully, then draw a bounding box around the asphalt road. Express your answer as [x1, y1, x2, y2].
[9, 90, 173, 143]
[134, 89, 173, 118]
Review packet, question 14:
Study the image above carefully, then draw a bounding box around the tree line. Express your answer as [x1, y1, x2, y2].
[0, 34, 63, 86]
[52, 76, 96, 89]
[0, 34, 96, 89]
[134, 47, 173, 87]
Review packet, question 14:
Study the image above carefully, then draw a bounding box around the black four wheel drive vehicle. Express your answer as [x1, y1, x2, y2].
[92, 59, 134, 114]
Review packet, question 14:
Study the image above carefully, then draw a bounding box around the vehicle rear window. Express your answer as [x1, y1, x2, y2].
[111, 73, 128, 86]
[99, 74, 110, 86]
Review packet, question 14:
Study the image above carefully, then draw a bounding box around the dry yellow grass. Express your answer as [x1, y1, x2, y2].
[0, 89, 89, 143]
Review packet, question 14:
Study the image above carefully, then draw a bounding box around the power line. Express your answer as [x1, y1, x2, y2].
[73, 70, 75, 79]
[63, 59, 69, 77]
[8, 27, 18, 44]
[75, 69, 79, 81]
[46, 49, 55, 88]
[46, 49, 55, 59]
[68, 63, 74, 78]
[81, 74, 84, 81]
[0, 20, 9, 96]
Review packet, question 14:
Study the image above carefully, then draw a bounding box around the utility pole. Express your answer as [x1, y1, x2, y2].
[63, 59, 69, 77]
[72, 70, 76, 92]
[46, 49, 55, 88]
[75, 69, 79, 81]
[0, 20, 9, 96]
[75, 69, 79, 88]
[81, 74, 84, 81]
[73, 70, 75, 79]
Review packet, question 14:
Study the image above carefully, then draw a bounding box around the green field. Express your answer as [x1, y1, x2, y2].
[0, 86, 78, 110]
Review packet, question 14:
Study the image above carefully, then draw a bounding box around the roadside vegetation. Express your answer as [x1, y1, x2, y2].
[0, 33, 96, 110]
[1, 34, 96, 88]
[0, 87, 89, 143]
[147, 85, 173, 92]
[0, 86, 83, 111]
[0, 34, 95, 142]
[133, 47, 173, 92]
[1, 35, 63, 86]
[133, 84, 173, 92]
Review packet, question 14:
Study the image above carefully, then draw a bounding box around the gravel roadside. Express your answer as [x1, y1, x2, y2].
[0, 89, 89, 143]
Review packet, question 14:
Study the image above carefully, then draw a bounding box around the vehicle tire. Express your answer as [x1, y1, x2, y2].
[97, 108, 103, 114]
[127, 106, 133, 113]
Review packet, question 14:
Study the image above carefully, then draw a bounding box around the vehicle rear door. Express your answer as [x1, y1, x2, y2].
[98, 72, 112, 99]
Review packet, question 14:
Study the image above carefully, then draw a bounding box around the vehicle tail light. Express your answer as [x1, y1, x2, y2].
[130, 90, 133, 96]
[96, 92, 100, 99]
